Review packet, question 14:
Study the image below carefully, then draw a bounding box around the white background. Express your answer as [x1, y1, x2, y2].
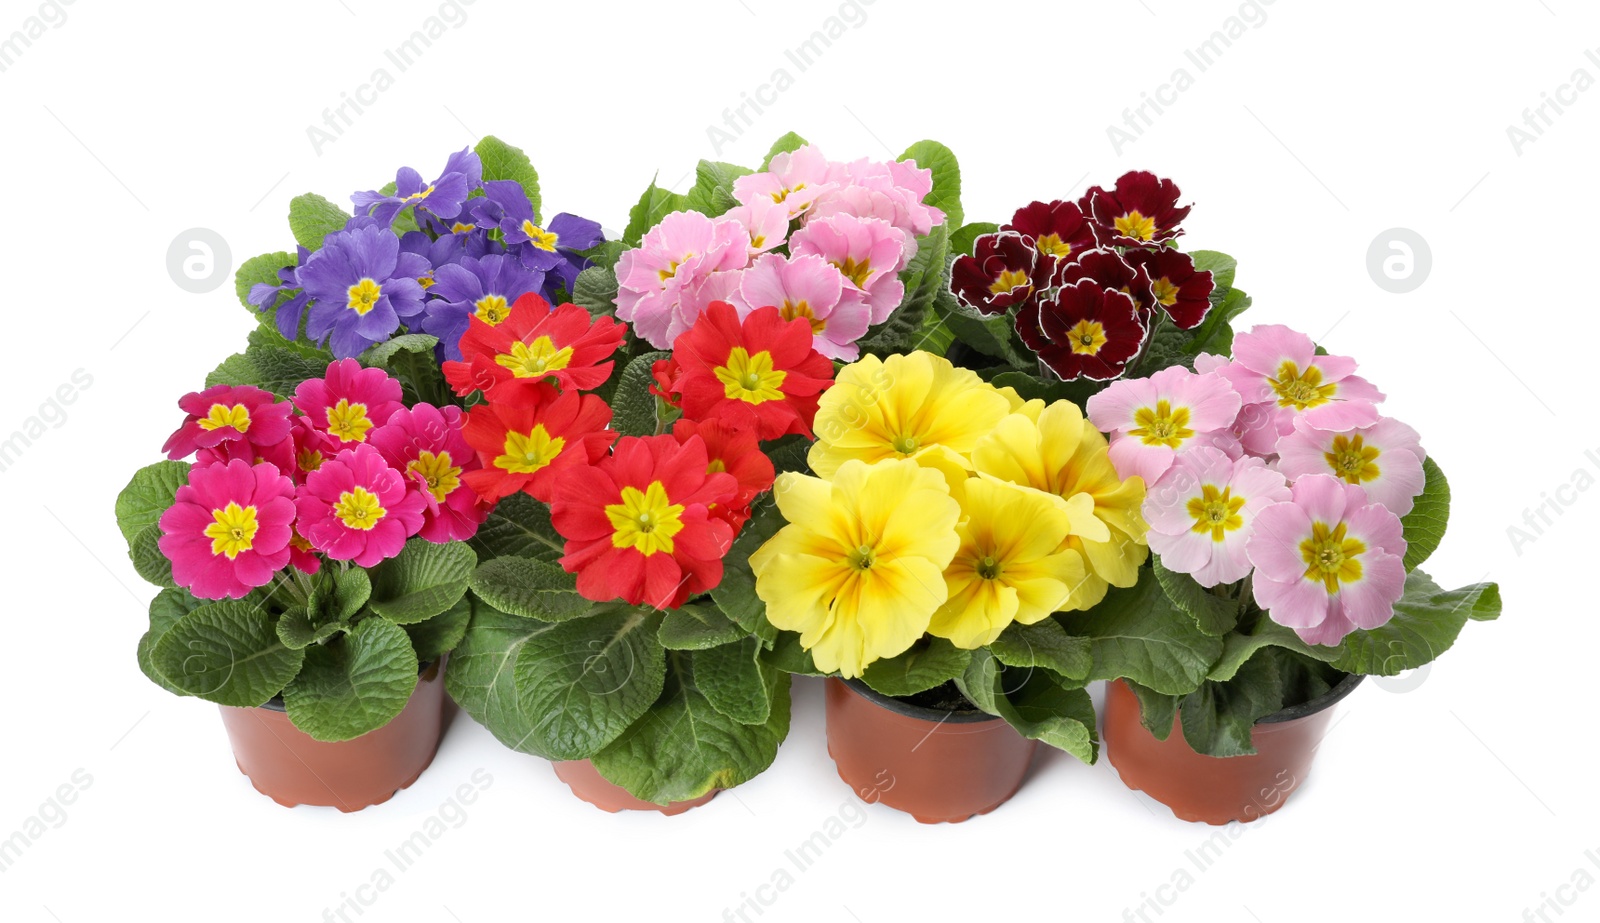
[2, 0, 1596, 920]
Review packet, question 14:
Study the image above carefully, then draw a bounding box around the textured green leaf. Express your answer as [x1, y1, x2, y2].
[476, 136, 541, 222]
[150, 601, 305, 706]
[861, 224, 949, 355]
[288, 193, 349, 251]
[235, 250, 295, 322]
[205, 344, 332, 399]
[513, 607, 666, 759]
[1153, 558, 1240, 637]
[1184, 287, 1251, 357]
[611, 350, 669, 438]
[404, 595, 472, 662]
[685, 160, 753, 216]
[1207, 615, 1337, 682]
[309, 567, 371, 623]
[659, 602, 747, 651]
[958, 650, 1097, 764]
[469, 556, 588, 621]
[859, 637, 971, 697]
[760, 132, 808, 170]
[139, 588, 204, 695]
[592, 651, 790, 803]
[1330, 571, 1499, 676]
[623, 181, 688, 245]
[1188, 250, 1237, 292]
[571, 265, 620, 319]
[692, 637, 772, 725]
[1061, 569, 1223, 695]
[128, 524, 176, 589]
[367, 539, 477, 624]
[949, 221, 998, 259]
[711, 499, 784, 644]
[1125, 679, 1180, 741]
[115, 461, 189, 547]
[468, 492, 565, 562]
[989, 617, 1093, 681]
[897, 139, 962, 229]
[275, 606, 348, 651]
[283, 616, 419, 741]
[444, 598, 558, 754]
[1179, 646, 1285, 758]
[761, 630, 822, 675]
[362, 333, 439, 369]
[1401, 457, 1450, 571]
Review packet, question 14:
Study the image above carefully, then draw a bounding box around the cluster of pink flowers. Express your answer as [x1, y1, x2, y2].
[157, 360, 487, 599]
[1087, 325, 1426, 645]
[614, 145, 944, 360]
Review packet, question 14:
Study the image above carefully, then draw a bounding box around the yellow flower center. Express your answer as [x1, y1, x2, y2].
[298, 448, 324, 474]
[657, 255, 692, 282]
[347, 278, 382, 315]
[1130, 400, 1195, 449]
[975, 554, 1003, 580]
[204, 502, 259, 559]
[770, 182, 806, 205]
[1299, 521, 1366, 594]
[325, 399, 373, 443]
[606, 481, 685, 556]
[408, 450, 461, 502]
[404, 184, 436, 203]
[1036, 233, 1072, 260]
[199, 403, 252, 433]
[496, 337, 574, 378]
[419, 274, 435, 290]
[780, 300, 828, 334]
[1113, 210, 1157, 241]
[475, 295, 511, 325]
[835, 256, 873, 289]
[846, 542, 877, 572]
[1270, 361, 1338, 411]
[1066, 319, 1108, 355]
[334, 487, 387, 531]
[1151, 276, 1180, 307]
[1324, 434, 1381, 483]
[715, 347, 787, 404]
[450, 221, 476, 234]
[707, 458, 727, 474]
[522, 220, 559, 251]
[989, 268, 1031, 295]
[1186, 485, 1246, 542]
[891, 434, 920, 455]
[496, 425, 566, 474]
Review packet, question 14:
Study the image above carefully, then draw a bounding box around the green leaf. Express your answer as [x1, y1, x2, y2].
[235, 250, 295, 320]
[1152, 558, 1240, 637]
[309, 567, 371, 623]
[115, 461, 190, 547]
[205, 344, 332, 399]
[476, 136, 541, 222]
[361, 334, 446, 406]
[623, 181, 688, 246]
[940, 295, 1027, 366]
[468, 493, 565, 562]
[469, 556, 589, 621]
[592, 651, 790, 803]
[283, 616, 419, 742]
[859, 637, 971, 697]
[685, 160, 753, 217]
[1330, 571, 1500, 676]
[861, 224, 949, 355]
[150, 601, 305, 706]
[1400, 457, 1450, 570]
[1061, 569, 1223, 695]
[949, 221, 998, 259]
[571, 265, 620, 319]
[711, 499, 784, 643]
[762, 630, 822, 675]
[288, 193, 349, 251]
[989, 618, 1093, 682]
[128, 524, 176, 589]
[692, 637, 772, 725]
[957, 650, 1097, 764]
[1125, 679, 1180, 741]
[367, 539, 477, 624]
[361, 333, 438, 369]
[897, 139, 962, 229]
[275, 606, 348, 651]
[404, 594, 472, 662]
[513, 607, 666, 759]
[1179, 646, 1285, 758]
[760, 132, 808, 170]
[247, 320, 331, 362]
[444, 599, 559, 754]
[610, 350, 669, 438]
[1207, 615, 1336, 682]
[139, 589, 204, 695]
[1184, 287, 1251, 357]
[659, 602, 747, 651]
[1188, 250, 1237, 292]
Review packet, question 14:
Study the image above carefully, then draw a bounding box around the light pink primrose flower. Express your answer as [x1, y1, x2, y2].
[723, 197, 792, 258]
[732, 144, 836, 219]
[733, 253, 872, 361]
[615, 210, 750, 349]
[1212, 325, 1386, 457]
[1247, 475, 1408, 646]
[817, 156, 944, 241]
[158, 458, 297, 600]
[295, 443, 427, 568]
[1274, 415, 1427, 516]
[789, 213, 909, 325]
[1086, 365, 1243, 485]
[1145, 447, 1291, 587]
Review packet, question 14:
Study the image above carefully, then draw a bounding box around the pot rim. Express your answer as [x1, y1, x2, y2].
[1255, 671, 1364, 725]
[255, 658, 440, 713]
[839, 677, 1000, 725]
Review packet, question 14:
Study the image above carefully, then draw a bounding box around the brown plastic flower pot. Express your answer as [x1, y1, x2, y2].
[217, 659, 447, 812]
[551, 759, 719, 816]
[1103, 674, 1363, 825]
[824, 677, 1038, 824]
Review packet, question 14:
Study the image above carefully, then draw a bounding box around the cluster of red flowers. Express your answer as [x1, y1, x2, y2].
[950, 170, 1214, 382]
[449, 294, 832, 610]
[157, 360, 488, 599]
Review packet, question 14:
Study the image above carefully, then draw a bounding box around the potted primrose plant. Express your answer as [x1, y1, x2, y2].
[942, 171, 1501, 824]
[446, 132, 960, 813]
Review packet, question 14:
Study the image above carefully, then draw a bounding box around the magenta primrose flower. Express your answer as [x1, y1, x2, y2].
[1247, 475, 1408, 646]
[295, 443, 426, 567]
[1275, 415, 1427, 516]
[161, 385, 293, 464]
[1086, 365, 1243, 485]
[369, 403, 487, 544]
[293, 359, 405, 451]
[158, 459, 297, 600]
[1144, 447, 1290, 587]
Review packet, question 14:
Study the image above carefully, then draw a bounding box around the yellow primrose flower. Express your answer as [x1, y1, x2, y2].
[972, 399, 1148, 610]
[930, 477, 1088, 649]
[751, 458, 961, 679]
[807, 351, 1013, 491]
